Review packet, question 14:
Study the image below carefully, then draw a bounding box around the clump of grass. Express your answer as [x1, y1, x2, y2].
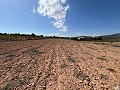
[68, 56, 75, 62]
[18, 79, 25, 85]
[87, 46, 97, 50]
[74, 69, 90, 81]
[100, 74, 109, 80]
[6, 53, 16, 58]
[60, 64, 68, 68]
[3, 78, 25, 90]
[106, 68, 116, 72]
[23, 48, 45, 55]
[29, 48, 41, 54]
[4, 53, 16, 62]
[3, 83, 13, 90]
[98, 56, 107, 61]
[78, 58, 86, 62]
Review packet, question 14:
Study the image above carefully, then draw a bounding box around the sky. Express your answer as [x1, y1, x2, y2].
[0, 0, 120, 36]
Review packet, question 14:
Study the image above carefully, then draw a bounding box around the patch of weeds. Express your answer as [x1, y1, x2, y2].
[3, 83, 14, 90]
[4, 53, 16, 62]
[74, 69, 90, 81]
[18, 79, 25, 85]
[6, 53, 16, 58]
[100, 74, 109, 80]
[29, 49, 41, 54]
[68, 56, 75, 62]
[60, 64, 68, 68]
[98, 56, 107, 61]
[87, 46, 97, 50]
[106, 68, 116, 72]
[23, 48, 45, 55]
[2, 50, 17, 55]
[3, 77, 25, 90]
[78, 58, 86, 62]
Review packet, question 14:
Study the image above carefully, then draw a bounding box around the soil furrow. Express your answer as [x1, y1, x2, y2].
[0, 39, 120, 90]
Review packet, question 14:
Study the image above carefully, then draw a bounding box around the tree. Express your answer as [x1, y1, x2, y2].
[31, 33, 36, 37]
[4, 33, 7, 35]
[0, 33, 3, 35]
[40, 35, 44, 37]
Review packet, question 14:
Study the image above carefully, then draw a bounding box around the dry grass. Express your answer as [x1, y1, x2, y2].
[68, 56, 76, 62]
[98, 56, 107, 61]
[3, 78, 25, 90]
[60, 64, 68, 68]
[106, 68, 116, 72]
[100, 74, 109, 80]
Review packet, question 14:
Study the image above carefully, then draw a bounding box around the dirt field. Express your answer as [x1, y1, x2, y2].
[0, 39, 120, 90]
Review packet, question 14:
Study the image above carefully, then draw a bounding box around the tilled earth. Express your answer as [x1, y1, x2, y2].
[0, 39, 120, 90]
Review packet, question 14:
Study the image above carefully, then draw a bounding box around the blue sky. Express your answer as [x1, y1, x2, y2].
[0, 0, 120, 36]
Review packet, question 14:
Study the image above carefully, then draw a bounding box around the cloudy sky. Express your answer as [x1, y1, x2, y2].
[0, 0, 120, 36]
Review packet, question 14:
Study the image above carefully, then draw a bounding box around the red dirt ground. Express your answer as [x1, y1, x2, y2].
[0, 39, 120, 90]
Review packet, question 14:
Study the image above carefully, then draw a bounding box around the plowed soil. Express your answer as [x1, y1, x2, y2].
[0, 39, 120, 90]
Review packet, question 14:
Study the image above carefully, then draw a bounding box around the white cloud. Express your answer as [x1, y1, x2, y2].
[59, 26, 68, 32]
[61, 0, 67, 4]
[36, 0, 69, 32]
[33, 6, 35, 13]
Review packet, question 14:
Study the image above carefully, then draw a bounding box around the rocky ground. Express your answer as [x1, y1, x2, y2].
[0, 39, 120, 90]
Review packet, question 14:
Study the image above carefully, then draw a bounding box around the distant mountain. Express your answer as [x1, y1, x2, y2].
[100, 33, 120, 42]
[102, 33, 120, 38]
[71, 33, 120, 42]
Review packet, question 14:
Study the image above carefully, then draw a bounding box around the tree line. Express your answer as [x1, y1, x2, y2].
[0, 33, 44, 37]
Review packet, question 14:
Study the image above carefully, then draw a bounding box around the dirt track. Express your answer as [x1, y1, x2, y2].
[0, 39, 120, 90]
